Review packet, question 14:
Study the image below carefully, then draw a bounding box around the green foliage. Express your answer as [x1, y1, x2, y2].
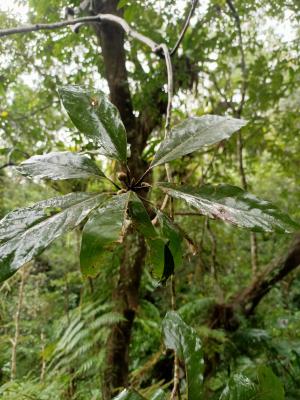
[0, 1, 299, 399]
[58, 85, 128, 162]
[158, 183, 298, 232]
[220, 366, 285, 400]
[80, 193, 130, 277]
[0, 192, 107, 281]
[17, 151, 105, 181]
[150, 116, 247, 167]
[162, 311, 204, 400]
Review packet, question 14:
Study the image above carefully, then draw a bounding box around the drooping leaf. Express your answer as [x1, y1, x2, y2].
[0, 193, 107, 282]
[127, 193, 174, 283]
[17, 151, 105, 181]
[58, 85, 127, 162]
[80, 192, 130, 277]
[112, 389, 146, 400]
[151, 115, 247, 167]
[219, 374, 257, 400]
[162, 311, 204, 400]
[158, 183, 299, 233]
[256, 366, 284, 400]
[127, 191, 157, 239]
[156, 211, 183, 270]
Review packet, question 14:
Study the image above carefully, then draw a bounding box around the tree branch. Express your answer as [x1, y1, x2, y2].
[226, 0, 247, 117]
[170, 0, 199, 56]
[0, 14, 158, 51]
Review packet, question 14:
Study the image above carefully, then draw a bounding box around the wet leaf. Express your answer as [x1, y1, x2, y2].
[59, 85, 127, 162]
[219, 374, 257, 400]
[151, 115, 247, 167]
[0, 193, 107, 282]
[17, 151, 105, 181]
[80, 193, 130, 277]
[162, 311, 204, 400]
[158, 183, 299, 233]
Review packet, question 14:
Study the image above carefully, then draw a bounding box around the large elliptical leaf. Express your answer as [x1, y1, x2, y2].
[17, 151, 105, 181]
[151, 115, 247, 167]
[80, 192, 130, 277]
[58, 85, 127, 162]
[0, 193, 107, 282]
[162, 311, 204, 400]
[158, 183, 299, 233]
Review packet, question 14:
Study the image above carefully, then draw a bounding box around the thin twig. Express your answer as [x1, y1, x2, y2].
[226, 0, 247, 117]
[170, 275, 180, 400]
[226, 0, 258, 276]
[0, 14, 159, 52]
[170, 0, 199, 56]
[0, 162, 16, 170]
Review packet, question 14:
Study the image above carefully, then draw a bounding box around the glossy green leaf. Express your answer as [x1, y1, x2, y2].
[219, 374, 257, 400]
[158, 183, 299, 233]
[219, 367, 284, 400]
[127, 192, 157, 239]
[58, 85, 127, 162]
[151, 115, 247, 167]
[80, 193, 130, 277]
[126, 193, 168, 282]
[0, 193, 107, 282]
[17, 151, 105, 181]
[162, 311, 204, 400]
[156, 211, 183, 270]
[113, 389, 146, 400]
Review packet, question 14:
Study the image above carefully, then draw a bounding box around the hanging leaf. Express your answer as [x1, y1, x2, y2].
[127, 192, 157, 239]
[162, 311, 204, 400]
[158, 183, 299, 233]
[156, 211, 183, 270]
[127, 193, 177, 283]
[151, 115, 247, 167]
[17, 151, 105, 181]
[113, 389, 146, 399]
[0, 193, 107, 282]
[219, 374, 257, 400]
[80, 192, 130, 277]
[58, 85, 127, 162]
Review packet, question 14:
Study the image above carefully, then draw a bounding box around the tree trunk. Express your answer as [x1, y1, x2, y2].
[102, 232, 146, 398]
[89, 1, 150, 397]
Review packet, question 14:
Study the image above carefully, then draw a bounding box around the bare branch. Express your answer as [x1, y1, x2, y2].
[0, 162, 16, 170]
[0, 14, 159, 52]
[170, 0, 199, 56]
[0, 15, 100, 38]
[226, 0, 247, 117]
